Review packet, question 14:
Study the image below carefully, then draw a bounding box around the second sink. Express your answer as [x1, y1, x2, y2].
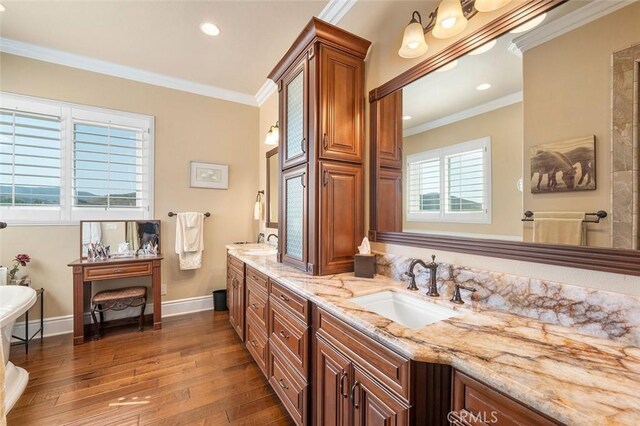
[349, 290, 459, 329]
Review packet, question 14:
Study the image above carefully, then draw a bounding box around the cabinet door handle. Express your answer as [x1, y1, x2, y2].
[113, 268, 124, 273]
[350, 381, 361, 408]
[250, 339, 258, 347]
[279, 294, 290, 302]
[301, 138, 306, 154]
[323, 133, 328, 150]
[323, 169, 329, 186]
[339, 371, 348, 398]
[278, 330, 289, 339]
[251, 303, 258, 309]
[278, 378, 289, 390]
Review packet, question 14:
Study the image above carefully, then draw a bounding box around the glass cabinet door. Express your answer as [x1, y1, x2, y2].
[281, 59, 308, 169]
[281, 164, 308, 270]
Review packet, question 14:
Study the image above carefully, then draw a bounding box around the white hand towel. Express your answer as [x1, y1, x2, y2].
[175, 212, 205, 270]
[533, 212, 585, 245]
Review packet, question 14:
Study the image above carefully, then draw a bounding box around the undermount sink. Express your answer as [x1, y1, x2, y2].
[349, 291, 459, 329]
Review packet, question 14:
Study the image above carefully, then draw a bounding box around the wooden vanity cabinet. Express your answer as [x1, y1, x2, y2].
[269, 18, 371, 276]
[315, 307, 411, 426]
[245, 266, 270, 376]
[451, 370, 562, 426]
[226, 254, 245, 341]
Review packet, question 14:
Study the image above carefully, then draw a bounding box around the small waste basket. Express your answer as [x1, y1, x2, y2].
[213, 289, 228, 311]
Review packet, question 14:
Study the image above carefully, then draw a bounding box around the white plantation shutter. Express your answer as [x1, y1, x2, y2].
[0, 92, 153, 223]
[406, 137, 491, 223]
[0, 108, 62, 207]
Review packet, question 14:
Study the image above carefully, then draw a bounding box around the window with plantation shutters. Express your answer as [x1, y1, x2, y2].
[0, 93, 154, 223]
[406, 137, 491, 223]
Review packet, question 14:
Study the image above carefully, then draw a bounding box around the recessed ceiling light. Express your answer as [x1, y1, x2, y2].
[469, 39, 497, 56]
[402, 115, 412, 120]
[476, 83, 492, 91]
[200, 22, 220, 36]
[436, 60, 458, 73]
[0, 4, 6, 12]
[510, 13, 546, 34]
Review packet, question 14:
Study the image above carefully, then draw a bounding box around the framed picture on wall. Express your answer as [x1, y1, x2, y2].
[530, 135, 596, 194]
[190, 161, 229, 189]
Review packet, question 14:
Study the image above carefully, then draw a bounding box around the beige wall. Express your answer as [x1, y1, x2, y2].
[522, 2, 640, 248]
[0, 53, 259, 319]
[403, 103, 523, 238]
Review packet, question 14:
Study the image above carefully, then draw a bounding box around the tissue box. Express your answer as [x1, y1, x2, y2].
[354, 254, 375, 279]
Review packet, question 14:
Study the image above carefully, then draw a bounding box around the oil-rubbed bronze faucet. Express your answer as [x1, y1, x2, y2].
[450, 283, 477, 304]
[404, 255, 439, 296]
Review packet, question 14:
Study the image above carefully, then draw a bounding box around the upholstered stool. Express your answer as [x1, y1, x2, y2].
[90, 286, 147, 339]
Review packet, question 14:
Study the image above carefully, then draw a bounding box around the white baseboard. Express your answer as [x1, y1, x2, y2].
[10, 294, 214, 341]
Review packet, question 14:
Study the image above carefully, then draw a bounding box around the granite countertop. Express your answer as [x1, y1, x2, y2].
[227, 244, 640, 425]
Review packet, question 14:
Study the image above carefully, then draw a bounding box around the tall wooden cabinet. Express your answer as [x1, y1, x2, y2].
[269, 18, 371, 276]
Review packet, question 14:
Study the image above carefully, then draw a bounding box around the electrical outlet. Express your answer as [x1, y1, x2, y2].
[161, 284, 167, 295]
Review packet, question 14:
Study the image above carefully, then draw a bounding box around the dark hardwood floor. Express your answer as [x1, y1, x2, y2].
[7, 311, 294, 426]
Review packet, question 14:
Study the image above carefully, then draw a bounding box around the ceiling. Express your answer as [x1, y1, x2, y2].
[0, 0, 329, 100]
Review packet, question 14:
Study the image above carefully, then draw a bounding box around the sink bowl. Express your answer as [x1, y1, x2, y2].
[349, 291, 458, 329]
[245, 248, 277, 256]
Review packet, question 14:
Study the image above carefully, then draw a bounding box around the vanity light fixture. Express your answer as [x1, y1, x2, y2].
[476, 83, 492, 91]
[402, 115, 413, 120]
[264, 121, 279, 145]
[398, 0, 512, 58]
[200, 22, 220, 36]
[510, 13, 546, 33]
[0, 4, 5, 12]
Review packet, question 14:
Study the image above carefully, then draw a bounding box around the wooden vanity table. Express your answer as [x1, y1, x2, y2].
[67, 256, 163, 345]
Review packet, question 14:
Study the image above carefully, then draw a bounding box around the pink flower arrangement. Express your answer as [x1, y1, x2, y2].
[8, 253, 31, 281]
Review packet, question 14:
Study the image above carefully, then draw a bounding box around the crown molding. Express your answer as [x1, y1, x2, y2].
[403, 91, 523, 137]
[0, 38, 258, 106]
[318, 0, 358, 23]
[254, 0, 359, 106]
[513, 0, 633, 53]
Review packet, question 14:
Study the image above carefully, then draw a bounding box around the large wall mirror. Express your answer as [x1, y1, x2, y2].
[266, 147, 279, 228]
[80, 220, 161, 258]
[370, 0, 640, 275]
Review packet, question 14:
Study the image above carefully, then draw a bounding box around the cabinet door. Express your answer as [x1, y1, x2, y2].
[376, 168, 402, 232]
[281, 164, 308, 271]
[230, 269, 244, 341]
[376, 91, 403, 169]
[319, 161, 363, 275]
[226, 268, 234, 327]
[315, 337, 351, 426]
[319, 45, 364, 163]
[352, 367, 409, 426]
[281, 58, 308, 170]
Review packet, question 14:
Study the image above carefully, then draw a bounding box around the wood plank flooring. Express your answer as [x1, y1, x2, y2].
[7, 311, 294, 426]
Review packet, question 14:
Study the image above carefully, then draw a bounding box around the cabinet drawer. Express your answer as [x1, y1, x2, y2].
[269, 345, 308, 426]
[270, 279, 309, 324]
[270, 299, 309, 378]
[246, 265, 268, 291]
[83, 262, 152, 281]
[452, 370, 561, 426]
[246, 280, 268, 330]
[246, 316, 269, 377]
[316, 308, 410, 400]
[227, 254, 244, 274]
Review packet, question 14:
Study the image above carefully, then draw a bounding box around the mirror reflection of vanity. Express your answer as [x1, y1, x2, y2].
[80, 220, 161, 258]
[266, 147, 279, 228]
[370, 0, 640, 274]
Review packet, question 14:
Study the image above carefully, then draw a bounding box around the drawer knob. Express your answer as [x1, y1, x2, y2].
[278, 378, 289, 390]
[113, 268, 124, 273]
[250, 340, 258, 347]
[279, 294, 290, 302]
[278, 330, 289, 339]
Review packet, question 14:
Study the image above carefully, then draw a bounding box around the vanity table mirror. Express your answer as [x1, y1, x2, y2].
[370, 0, 640, 275]
[266, 147, 279, 228]
[80, 220, 161, 258]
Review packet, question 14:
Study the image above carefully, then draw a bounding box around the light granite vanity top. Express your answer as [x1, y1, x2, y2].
[227, 244, 640, 425]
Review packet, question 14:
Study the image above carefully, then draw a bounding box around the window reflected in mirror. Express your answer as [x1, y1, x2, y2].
[81, 220, 161, 258]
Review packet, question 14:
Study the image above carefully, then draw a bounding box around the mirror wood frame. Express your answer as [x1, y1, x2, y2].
[368, 0, 640, 277]
[266, 146, 279, 229]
